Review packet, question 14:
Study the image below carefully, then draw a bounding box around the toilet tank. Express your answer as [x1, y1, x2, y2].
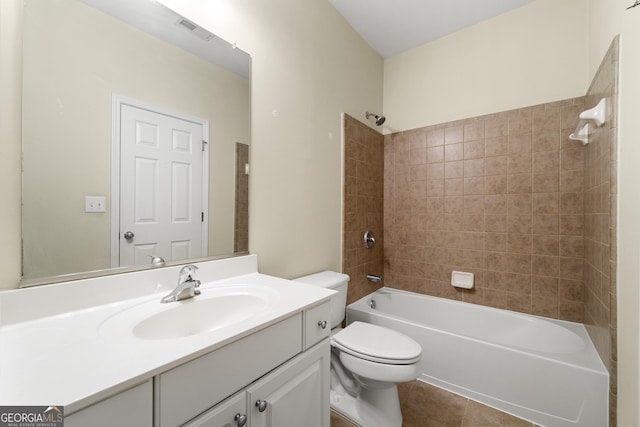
[293, 271, 349, 329]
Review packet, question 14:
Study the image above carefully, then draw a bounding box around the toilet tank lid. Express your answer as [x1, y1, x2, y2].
[293, 271, 350, 288]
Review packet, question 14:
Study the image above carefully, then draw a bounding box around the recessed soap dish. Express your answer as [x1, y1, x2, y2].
[451, 271, 474, 289]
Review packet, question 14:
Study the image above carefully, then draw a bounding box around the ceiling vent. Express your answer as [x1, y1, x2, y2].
[176, 17, 215, 42]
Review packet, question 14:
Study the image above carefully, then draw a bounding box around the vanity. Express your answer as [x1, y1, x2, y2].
[0, 255, 334, 427]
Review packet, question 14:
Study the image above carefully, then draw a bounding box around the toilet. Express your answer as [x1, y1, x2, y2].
[294, 271, 422, 427]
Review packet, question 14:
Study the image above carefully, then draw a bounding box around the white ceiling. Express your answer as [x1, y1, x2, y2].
[329, 0, 535, 58]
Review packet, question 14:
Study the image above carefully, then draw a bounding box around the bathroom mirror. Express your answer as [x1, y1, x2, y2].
[20, 0, 251, 286]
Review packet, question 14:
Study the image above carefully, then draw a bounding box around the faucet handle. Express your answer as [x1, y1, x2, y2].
[178, 264, 199, 281]
[179, 264, 199, 275]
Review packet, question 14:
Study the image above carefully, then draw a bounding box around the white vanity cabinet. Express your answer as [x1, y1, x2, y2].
[65, 380, 153, 427]
[184, 340, 330, 427]
[156, 314, 302, 427]
[2, 256, 336, 427]
[159, 300, 332, 427]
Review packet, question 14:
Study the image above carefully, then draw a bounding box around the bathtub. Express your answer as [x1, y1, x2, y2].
[346, 288, 608, 427]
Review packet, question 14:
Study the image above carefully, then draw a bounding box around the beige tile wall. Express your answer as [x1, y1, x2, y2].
[383, 98, 587, 321]
[582, 36, 618, 427]
[342, 114, 385, 304]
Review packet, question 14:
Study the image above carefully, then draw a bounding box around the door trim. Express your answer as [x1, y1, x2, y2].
[110, 94, 210, 267]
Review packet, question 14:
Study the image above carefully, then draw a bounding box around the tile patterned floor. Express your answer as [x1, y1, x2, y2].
[330, 380, 538, 427]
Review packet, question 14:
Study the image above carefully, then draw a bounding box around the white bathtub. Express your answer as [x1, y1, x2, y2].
[346, 287, 608, 427]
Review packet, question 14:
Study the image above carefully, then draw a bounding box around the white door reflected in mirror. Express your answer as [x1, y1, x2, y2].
[115, 98, 209, 267]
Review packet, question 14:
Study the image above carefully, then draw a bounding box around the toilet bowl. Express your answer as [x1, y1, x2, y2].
[294, 272, 422, 427]
[333, 321, 420, 381]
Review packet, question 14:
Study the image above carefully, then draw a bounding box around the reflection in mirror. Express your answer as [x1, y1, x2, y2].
[21, 0, 250, 286]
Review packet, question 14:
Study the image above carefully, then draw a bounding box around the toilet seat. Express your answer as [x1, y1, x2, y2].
[331, 321, 421, 365]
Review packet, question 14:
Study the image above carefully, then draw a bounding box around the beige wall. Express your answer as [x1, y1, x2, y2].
[383, 0, 589, 133]
[586, 1, 640, 425]
[159, 0, 384, 279]
[0, 0, 23, 290]
[21, 0, 249, 279]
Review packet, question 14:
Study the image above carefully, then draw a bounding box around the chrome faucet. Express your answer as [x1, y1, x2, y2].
[160, 265, 201, 303]
[366, 274, 383, 284]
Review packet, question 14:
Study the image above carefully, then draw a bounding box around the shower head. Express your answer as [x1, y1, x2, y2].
[366, 112, 386, 126]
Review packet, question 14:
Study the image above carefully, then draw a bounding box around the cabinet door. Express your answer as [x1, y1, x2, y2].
[183, 392, 247, 427]
[247, 340, 330, 427]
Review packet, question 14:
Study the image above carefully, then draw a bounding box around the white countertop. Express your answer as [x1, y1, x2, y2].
[0, 256, 334, 414]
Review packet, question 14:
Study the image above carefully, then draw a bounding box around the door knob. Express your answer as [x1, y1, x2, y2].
[124, 231, 134, 241]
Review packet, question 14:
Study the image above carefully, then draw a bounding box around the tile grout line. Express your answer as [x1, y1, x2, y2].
[459, 398, 471, 426]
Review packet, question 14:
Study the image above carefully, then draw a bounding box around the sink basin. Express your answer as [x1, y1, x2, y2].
[99, 285, 278, 340]
[134, 293, 268, 339]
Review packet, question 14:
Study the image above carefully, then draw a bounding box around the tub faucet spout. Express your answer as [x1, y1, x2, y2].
[160, 265, 201, 303]
[367, 274, 383, 284]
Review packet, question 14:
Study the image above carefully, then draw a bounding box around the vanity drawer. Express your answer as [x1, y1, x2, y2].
[304, 300, 331, 349]
[66, 380, 152, 427]
[156, 314, 302, 427]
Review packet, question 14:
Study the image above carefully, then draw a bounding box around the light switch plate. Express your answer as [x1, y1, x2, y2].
[85, 196, 106, 213]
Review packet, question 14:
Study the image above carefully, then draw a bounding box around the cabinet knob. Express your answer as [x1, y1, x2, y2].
[234, 413, 247, 427]
[317, 320, 327, 329]
[255, 399, 268, 412]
